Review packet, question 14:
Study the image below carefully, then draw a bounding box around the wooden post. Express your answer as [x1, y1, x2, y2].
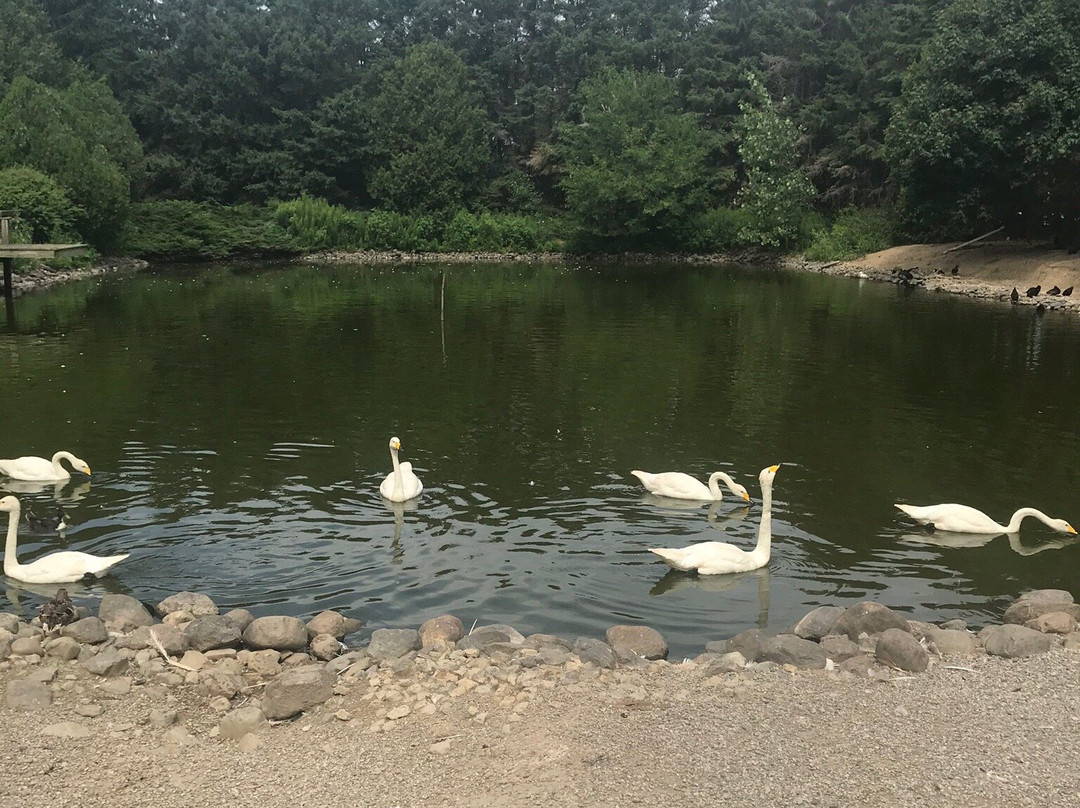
[1, 211, 12, 301]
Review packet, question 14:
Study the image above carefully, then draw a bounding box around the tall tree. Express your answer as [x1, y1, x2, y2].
[886, 0, 1080, 240]
[367, 42, 490, 213]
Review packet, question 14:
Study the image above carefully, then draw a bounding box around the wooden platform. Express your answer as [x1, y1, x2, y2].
[0, 243, 90, 259]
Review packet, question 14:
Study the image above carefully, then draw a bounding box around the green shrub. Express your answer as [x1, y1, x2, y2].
[273, 196, 365, 250]
[0, 166, 81, 242]
[124, 200, 295, 260]
[803, 207, 896, 261]
[687, 207, 754, 252]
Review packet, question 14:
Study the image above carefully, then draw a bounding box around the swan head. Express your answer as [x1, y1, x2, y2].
[758, 464, 781, 485]
[731, 482, 751, 502]
[389, 436, 402, 452]
[0, 495, 20, 513]
[1052, 518, 1077, 535]
[78, 461, 91, 475]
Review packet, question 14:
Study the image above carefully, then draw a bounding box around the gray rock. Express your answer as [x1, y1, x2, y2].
[818, 634, 862, 663]
[156, 591, 219, 617]
[5, 679, 53, 710]
[703, 651, 746, 675]
[306, 610, 349, 640]
[832, 602, 910, 640]
[1063, 632, 1080, 651]
[573, 638, 616, 669]
[367, 628, 422, 661]
[538, 647, 571, 666]
[875, 628, 929, 672]
[222, 608, 255, 632]
[790, 606, 845, 640]
[184, 616, 242, 652]
[219, 706, 269, 740]
[144, 624, 189, 656]
[605, 625, 668, 661]
[242, 616, 308, 652]
[262, 665, 335, 720]
[838, 654, 876, 678]
[982, 624, 1056, 658]
[724, 629, 772, 663]
[458, 626, 517, 651]
[759, 634, 828, 669]
[1026, 612, 1077, 635]
[61, 617, 108, 645]
[0, 613, 19, 634]
[1003, 591, 1080, 625]
[309, 633, 341, 661]
[11, 636, 44, 656]
[198, 669, 244, 699]
[99, 594, 155, 633]
[0, 628, 12, 660]
[341, 617, 364, 636]
[326, 651, 371, 676]
[245, 649, 282, 677]
[83, 648, 129, 677]
[418, 615, 464, 647]
[940, 618, 968, 632]
[923, 627, 978, 656]
[525, 633, 573, 650]
[45, 636, 82, 661]
[149, 709, 178, 729]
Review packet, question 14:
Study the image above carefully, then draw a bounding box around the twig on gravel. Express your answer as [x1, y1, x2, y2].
[943, 665, 976, 673]
[148, 628, 198, 672]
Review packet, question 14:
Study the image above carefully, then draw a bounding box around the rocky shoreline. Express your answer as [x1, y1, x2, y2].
[5, 257, 150, 296]
[3, 588, 1077, 748]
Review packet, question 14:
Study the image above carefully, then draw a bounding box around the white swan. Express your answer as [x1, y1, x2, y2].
[895, 503, 1077, 535]
[1, 496, 128, 584]
[0, 452, 91, 482]
[631, 469, 750, 502]
[649, 464, 780, 575]
[379, 437, 423, 502]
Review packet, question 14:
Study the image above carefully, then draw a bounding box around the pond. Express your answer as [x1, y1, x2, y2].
[2, 261, 1079, 655]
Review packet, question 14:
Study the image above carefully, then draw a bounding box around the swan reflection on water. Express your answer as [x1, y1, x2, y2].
[900, 531, 1079, 556]
[0, 478, 91, 503]
[650, 565, 771, 629]
[382, 495, 419, 565]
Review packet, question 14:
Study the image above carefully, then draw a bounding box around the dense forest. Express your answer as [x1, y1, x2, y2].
[1, 0, 1078, 259]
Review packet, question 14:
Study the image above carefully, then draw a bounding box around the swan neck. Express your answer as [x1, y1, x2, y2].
[4, 507, 20, 575]
[1005, 508, 1048, 533]
[754, 479, 773, 557]
[708, 473, 722, 500]
[390, 447, 404, 497]
[52, 451, 67, 472]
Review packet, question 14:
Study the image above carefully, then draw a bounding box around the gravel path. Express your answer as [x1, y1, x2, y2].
[3, 648, 1077, 808]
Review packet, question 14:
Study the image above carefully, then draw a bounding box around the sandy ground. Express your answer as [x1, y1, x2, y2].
[2, 647, 1079, 808]
[794, 239, 1080, 312]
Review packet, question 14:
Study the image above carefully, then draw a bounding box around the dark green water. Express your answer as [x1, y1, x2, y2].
[2, 262, 1079, 654]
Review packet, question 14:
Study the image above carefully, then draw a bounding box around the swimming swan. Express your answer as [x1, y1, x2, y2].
[379, 437, 423, 502]
[649, 464, 780, 575]
[894, 503, 1077, 535]
[1, 496, 128, 584]
[0, 452, 91, 482]
[631, 470, 750, 502]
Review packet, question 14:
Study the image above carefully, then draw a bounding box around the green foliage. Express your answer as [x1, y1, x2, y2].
[886, 0, 1080, 240]
[272, 196, 366, 251]
[557, 67, 717, 246]
[123, 200, 296, 260]
[803, 207, 897, 261]
[368, 43, 490, 213]
[0, 76, 142, 249]
[0, 0, 76, 91]
[735, 73, 815, 249]
[0, 165, 81, 242]
[685, 207, 755, 253]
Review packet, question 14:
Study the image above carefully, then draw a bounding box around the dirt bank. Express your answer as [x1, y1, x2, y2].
[790, 239, 1080, 312]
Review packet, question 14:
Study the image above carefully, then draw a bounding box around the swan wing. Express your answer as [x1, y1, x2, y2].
[632, 471, 710, 500]
[0, 456, 64, 481]
[895, 503, 1001, 533]
[14, 551, 129, 584]
[379, 470, 423, 502]
[650, 541, 757, 574]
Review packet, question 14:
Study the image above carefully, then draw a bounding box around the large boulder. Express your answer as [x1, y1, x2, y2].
[605, 625, 668, 661]
[262, 665, 335, 720]
[1003, 590, 1080, 625]
[156, 592, 219, 618]
[818, 635, 862, 663]
[98, 594, 155, 633]
[242, 616, 308, 652]
[366, 628, 421, 661]
[875, 628, 929, 672]
[790, 606, 845, 640]
[1026, 612, 1078, 635]
[83, 648, 129, 677]
[759, 634, 828, 669]
[419, 615, 465, 647]
[982, 624, 1056, 658]
[573, 637, 616, 669]
[184, 616, 241, 652]
[306, 610, 349, 640]
[724, 629, 771, 663]
[922, 627, 977, 657]
[0, 613, 19, 634]
[832, 603, 910, 640]
[61, 617, 108, 645]
[219, 706, 269, 741]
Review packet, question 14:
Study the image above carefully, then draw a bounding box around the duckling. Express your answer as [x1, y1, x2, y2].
[1063, 286, 1073, 297]
[38, 588, 76, 635]
[1048, 285, 1061, 295]
[1026, 285, 1041, 297]
[23, 506, 68, 533]
[1010, 287, 1019, 303]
